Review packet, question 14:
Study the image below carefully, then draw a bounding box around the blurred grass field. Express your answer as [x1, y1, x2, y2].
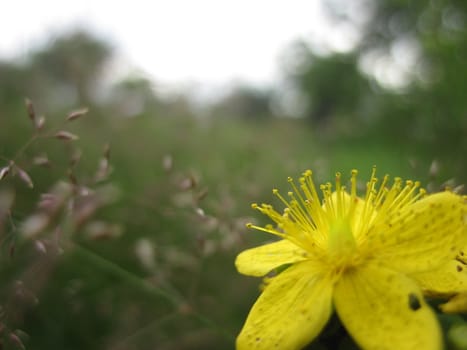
[1, 103, 460, 349]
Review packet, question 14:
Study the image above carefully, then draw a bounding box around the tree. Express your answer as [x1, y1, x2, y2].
[31, 30, 112, 104]
[287, 49, 372, 126]
[210, 85, 273, 120]
[283, 0, 467, 179]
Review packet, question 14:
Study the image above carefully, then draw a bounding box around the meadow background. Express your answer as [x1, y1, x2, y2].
[1, 1, 467, 349]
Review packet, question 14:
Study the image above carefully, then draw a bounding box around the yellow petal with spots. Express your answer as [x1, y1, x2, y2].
[334, 262, 442, 350]
[235, 239, 311, 277]
[366, 191, 466, 273]
[237, 260, 333, 350]
[411, 259, 467, 297]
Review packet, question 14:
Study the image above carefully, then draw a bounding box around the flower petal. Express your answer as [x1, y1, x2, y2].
[410, 259, 467, 297]
[439, 292, 467, 313]
[334, 262, 442, 350]
[235, 239, 310, 277]
[237, 261, 333, 350]
[366, 191, 466, 273]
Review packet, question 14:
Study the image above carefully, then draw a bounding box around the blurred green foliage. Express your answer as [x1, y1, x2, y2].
[286, 0, 467, 183]
[0, 1, 466, 349]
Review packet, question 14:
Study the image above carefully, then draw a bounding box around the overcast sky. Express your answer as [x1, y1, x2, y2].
[0, 0, 360, 89]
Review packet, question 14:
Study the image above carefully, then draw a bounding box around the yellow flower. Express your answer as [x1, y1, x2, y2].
[236, 168, 467, 350]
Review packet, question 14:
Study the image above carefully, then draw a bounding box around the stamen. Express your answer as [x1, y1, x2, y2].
[374, 174, 390, 208]
[347, 169, 359, 218]
[247, 167, 432, 263]
[350, 169, 358, 198]
[335, 172, 344, 218]
[300, 176, 326, 230]
[359, 168, 379, 234]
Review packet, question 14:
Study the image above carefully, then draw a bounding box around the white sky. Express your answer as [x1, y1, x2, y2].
[0, 0, 357, 89]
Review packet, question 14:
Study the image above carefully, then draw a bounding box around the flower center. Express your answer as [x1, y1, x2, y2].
[328, 218, 356, 257]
